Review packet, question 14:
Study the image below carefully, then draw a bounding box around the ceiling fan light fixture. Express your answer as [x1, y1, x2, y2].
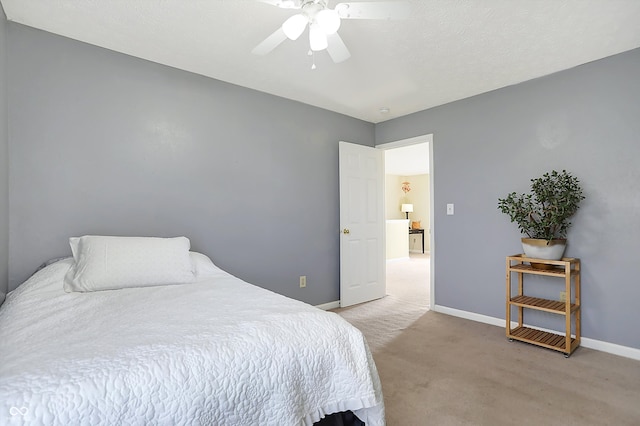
[309, 23, 328, 51]
[282, 13, 308, 40]
[315, 9, 341, 34]
[255, 0, 410, 63]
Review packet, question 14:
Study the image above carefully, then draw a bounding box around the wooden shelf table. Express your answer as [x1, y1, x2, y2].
[506, 254, 581, 357]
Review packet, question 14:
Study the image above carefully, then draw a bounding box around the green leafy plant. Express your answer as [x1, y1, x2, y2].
[498, 170, 585, 241]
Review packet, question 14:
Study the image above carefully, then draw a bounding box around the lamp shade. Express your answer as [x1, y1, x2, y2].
[316, 9, 341, 34]
[401, 204, 413, 213]
[309, 23, 328, 51]
[282, 13, 307, 40]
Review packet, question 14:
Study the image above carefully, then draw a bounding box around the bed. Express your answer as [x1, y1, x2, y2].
[0, 236, 384, 425]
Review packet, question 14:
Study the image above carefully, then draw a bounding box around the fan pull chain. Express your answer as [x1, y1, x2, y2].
[309, 50, 316, 70]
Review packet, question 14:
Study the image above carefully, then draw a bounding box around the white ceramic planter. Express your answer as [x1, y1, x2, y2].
[521, 238, 567, 260]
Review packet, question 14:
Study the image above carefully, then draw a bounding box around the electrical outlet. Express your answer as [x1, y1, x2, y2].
[559, 291, 566, 302]
[299, 276, 307, 288]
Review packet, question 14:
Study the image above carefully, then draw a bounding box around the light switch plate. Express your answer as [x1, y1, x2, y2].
[447, 204, 454, 215]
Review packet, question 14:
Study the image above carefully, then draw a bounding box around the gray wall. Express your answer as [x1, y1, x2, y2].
[376, 48, 640, 349]
[0, 5, 8, 305]
[5, 17, 639, 350]
[7, 23, 374, 305]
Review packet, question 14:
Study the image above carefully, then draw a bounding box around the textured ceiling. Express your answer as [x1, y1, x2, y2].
[2, 0, 640, 123]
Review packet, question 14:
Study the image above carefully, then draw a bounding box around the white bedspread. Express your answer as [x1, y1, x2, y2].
[0, 259, 384, 425]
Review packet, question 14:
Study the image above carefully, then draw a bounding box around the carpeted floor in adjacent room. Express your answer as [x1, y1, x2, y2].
[332, 253, 640, 425]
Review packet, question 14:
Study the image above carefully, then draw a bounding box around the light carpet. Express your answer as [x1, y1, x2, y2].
[333, 254, 640, 425]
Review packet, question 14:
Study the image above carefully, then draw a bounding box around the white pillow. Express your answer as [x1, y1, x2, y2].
[64, 236, 196, 292]
[189, 251, 222, 278]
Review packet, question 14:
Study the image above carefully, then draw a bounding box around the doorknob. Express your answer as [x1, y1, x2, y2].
[342, 228, 350, 235]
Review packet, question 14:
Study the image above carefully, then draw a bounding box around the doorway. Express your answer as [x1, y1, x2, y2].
[377, 135, 434, 310]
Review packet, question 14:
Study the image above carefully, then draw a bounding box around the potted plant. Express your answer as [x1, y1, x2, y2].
[498, 170, 585, 267]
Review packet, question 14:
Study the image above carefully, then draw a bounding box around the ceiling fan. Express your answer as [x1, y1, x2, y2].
[252, 0, 410, 65]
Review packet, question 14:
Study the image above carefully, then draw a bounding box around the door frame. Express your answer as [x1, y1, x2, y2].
[376, 134, 435, 310]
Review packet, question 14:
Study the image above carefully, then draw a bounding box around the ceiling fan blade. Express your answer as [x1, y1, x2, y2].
[326, 33, 351, 63]
[252, 27, 288, 56]
[256, 0, 301, 9]
[335, 1, 410, 20]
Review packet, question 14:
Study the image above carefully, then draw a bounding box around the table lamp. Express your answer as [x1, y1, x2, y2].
[401, 204, 413, 220]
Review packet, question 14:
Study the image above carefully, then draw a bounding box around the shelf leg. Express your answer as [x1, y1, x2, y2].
[575, 261, 581, 347]
[517, 268, 524, 328]
[506, 258, 512, 337]
[565, 262, 571, 355]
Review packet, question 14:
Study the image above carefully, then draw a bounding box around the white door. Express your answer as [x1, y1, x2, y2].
[339, 141, 385, 307]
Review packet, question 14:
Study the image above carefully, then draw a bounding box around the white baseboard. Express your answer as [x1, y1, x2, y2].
[434, 305, 506, 327]
[315, 301, 340, 310]
[579, 337, 640, 360]
[434, 304, 640, 361]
